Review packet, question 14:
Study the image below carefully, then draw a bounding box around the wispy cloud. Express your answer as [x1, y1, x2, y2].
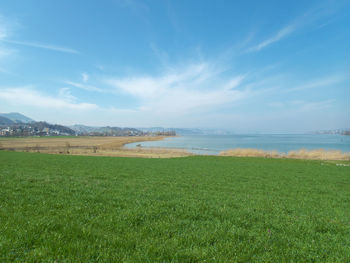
[286, 75, 347, 92]
[0, 14, 13, 40]
[247, 23, 296, 52]
[3, 39, 79, 54]
[246, 3, 339, 53]
[0, 15, 14, 60]
[64, 81, 103, 92]
[0, 13, 78, 54]
[268, 99, 335, 111]
[0, 87, 97, 110]
[116, 0, 149, 12]
[58, 87, 76, 102]
[81, 73, 89, 82]
[268, 102, 284, 108]
[0, 25, 7, 40]
[0, 46, 14, 58]
[104, 61, 252, 115]
[291, 99, 335, 111]
[149, 43, 169, 65]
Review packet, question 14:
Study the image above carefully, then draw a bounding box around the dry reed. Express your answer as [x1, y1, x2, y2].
[0, 136, 191, 158]
[220, 148, 350, 160]
[220, 148, 281, 158]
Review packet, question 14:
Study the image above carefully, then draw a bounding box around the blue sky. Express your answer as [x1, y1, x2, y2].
[0, 0, 349, 132]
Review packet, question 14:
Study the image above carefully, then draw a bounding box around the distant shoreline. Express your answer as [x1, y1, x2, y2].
[1, 136, 350, 160]
[0, 136, 192, 158]
[125, 135, 350, 160]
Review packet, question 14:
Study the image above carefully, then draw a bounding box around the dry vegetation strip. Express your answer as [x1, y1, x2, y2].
[1, 137, 349, 160]
[220, 148, 350, 160]
[0, 136, 192, 158]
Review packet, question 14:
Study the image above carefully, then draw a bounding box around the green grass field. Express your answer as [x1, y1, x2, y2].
[1, 151, 349, 262]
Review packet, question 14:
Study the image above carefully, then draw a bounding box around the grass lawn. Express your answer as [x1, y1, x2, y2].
[0, 151, 349, 262]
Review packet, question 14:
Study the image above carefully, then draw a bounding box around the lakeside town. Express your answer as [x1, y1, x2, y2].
[1, 112, 349, 137]
[0, 113, 176, 137]
[0, 122, 177, 137]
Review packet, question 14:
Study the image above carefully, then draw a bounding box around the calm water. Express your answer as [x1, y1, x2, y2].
[125, 134, 350, 155]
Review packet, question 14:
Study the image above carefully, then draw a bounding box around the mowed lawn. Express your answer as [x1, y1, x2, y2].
[0, 151, 349, 262]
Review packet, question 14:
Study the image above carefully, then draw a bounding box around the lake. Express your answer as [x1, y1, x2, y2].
[125, 134, 350, 155]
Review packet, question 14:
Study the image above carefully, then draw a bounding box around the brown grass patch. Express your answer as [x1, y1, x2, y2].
[0, 136, 192, 158]
[220, 148, 281, 158]
[286, 148, 350, 160]
[2, 137, 349, 160]
[220, 148, 350, 160]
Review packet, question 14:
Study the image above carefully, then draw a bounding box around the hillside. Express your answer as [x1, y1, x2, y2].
[0, 112, 34, 123]
[139, 127, 235, 135]
[1, 113, 145, 137]
[70, 124, 145, 136]
[0, 116, 14, 125]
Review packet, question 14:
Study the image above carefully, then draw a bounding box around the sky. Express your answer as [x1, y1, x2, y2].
[0, 0, 349, 133]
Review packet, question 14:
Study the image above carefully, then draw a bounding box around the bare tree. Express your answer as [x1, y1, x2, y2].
[92, 146, 97, 153]
[65, 142, 70, 154]
[35, 144, 40, 153]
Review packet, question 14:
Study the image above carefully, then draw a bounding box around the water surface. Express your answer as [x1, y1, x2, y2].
[125, 134, 350, 155]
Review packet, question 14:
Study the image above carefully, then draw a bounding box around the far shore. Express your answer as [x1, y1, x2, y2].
[0, 136, 192, 158]
[0, 136, 349, 160]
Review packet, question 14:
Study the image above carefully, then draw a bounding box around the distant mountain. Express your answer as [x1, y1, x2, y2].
[139, 127, 235, 135]
[70, 124, 97, 134]
[0, 116, 14, 125]
[0, 112, 34, 124]
[70, 124, 144, 136]
[0, 113, 76, 136]
[0, 121, 76, 136]
[139, 127, 202, 135]
[0, 112, 236, 136]
[312, 129, 350, 135]
[32, 122, 76, 135]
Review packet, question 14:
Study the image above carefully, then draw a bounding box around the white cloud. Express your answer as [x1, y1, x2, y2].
[96, 65, 104, 71]
[0, 87, 97, 110]
[0, 15, 10, 40]
[64, 81, 103, 92]
[247, 23, 296, 52]
[81, 73, 89, 82]
[0, 46, 13, 58]
[286, 75, 347, 92]
[268, 102, 284, 108]
[0, 15, 15, 62]
[105, 62, 250, 115]
[223, 75, 246, 90]
[0, 13, 78, 54]
[116, 0, 149, 12]
[246, 5, 338, 53]
[58, 87, 76, 102]
[3, 39, 79, 54]
[297, 99, 335, 111]
[0, 27, 7, 40]
[269, 99, 335, 111]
